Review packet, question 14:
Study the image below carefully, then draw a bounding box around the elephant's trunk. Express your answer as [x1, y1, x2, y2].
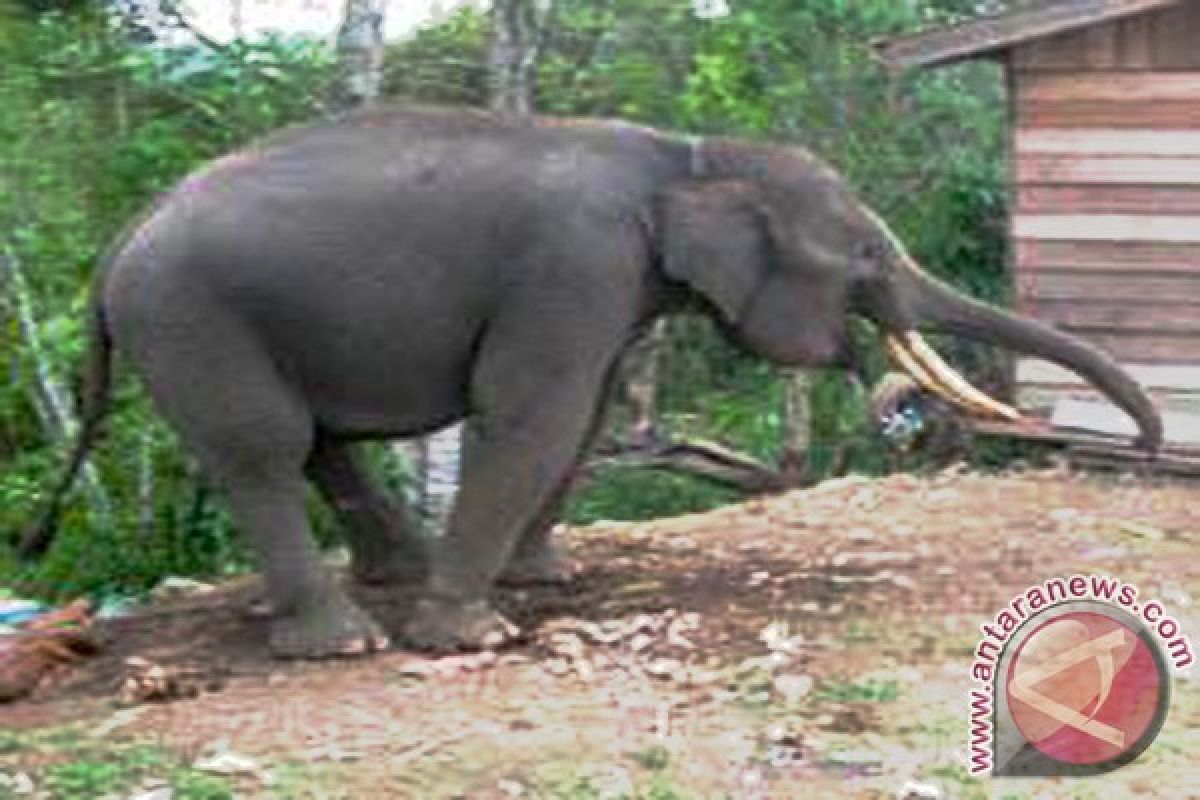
[903, 265, 1163, 451]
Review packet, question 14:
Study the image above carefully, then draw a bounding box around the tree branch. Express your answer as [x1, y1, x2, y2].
[584, 438, 810, 494]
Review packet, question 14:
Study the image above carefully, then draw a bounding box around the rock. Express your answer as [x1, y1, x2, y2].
[1078, 545, 1129, 561]
[747, 570, 771, 587]
[773, 673, 813, 704]
[499, 654, 532, 667]
[547, 632, 586, 659]
[0, 771, 35, 796]
[643, 658, 685, 680]
[119, 657, 226, 705]
[394, 660, 437, 679]
[543, 658, 571, 677]
[847, 527, 877, 544]
[629, 633, 655, 653]
[194, 751, 261, 775]
[577, 621, 625, 646]
[924, 488, 961, 504]
[1159, 580, 1192, 607]
[897, 780, 941, 799]
[680, 667, 722, 687]
[467, 651, 498, 671]
[482, 620, 519, 650]
[829, 551, 916, 571]
[130, 786, 174, 800]
[149, 577, 215, 603]
[665, 615, 698, 650]
[496, 778, 526, 797]
[1048, 507, 1080, 523]
[759, 621, 804, 654]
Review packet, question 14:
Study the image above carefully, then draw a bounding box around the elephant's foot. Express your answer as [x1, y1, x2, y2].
[269, 593, 389, 659]
[350, 540, 428, 587]
[497, 542, 578, 588]
[403, 597, 520, 653]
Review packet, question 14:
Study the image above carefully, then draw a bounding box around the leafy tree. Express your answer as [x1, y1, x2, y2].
[2, 0, 1013, 593]
[1, 3, 334, 595]
[385, 0, 1008, 518]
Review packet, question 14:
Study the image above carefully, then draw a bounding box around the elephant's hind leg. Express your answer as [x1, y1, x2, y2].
[112, 302, 388, 658]
[307, 437, 428, 586]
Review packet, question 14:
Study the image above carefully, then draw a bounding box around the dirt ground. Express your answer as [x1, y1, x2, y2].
[4, 465, 1199, 799]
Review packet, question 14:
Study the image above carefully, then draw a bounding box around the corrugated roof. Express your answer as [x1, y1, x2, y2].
[878, 0, 1188, 70]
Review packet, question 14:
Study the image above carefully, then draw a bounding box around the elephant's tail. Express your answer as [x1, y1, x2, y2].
[18, 289, 115, 558]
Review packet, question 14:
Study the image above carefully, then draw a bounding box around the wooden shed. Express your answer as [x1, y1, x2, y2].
[880, 0, 1200, 460]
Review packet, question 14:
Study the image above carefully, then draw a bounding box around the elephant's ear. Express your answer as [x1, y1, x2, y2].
[659, 180, 768, 324]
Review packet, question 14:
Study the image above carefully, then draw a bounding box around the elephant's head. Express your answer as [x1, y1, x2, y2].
[659, 138, 1163, 450]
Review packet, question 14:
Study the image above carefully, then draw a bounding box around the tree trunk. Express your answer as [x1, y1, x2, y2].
[399, 0, 553, 533]
[622, 319, 666, 445]
[780, 371, 812, 481]
[0, 246, 113, 523]
[488, 0, 549, 115]
[333, 0, 387, 112]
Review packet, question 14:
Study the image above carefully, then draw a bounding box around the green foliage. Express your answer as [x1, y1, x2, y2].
[506, 0, 1006, 518]
[567, 467, 737, 525]
[383, 8, 489, 105]
[0, 5, 334, 596]
[20, 736, 235, 800]
[815, 677, 902, 703]
[3, 0, 1016, 592]
[43, 759, 126, 798]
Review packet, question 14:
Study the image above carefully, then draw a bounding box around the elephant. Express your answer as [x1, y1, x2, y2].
[25, 105, 1162, 658]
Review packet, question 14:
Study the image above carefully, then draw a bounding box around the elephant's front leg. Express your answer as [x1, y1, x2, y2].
[404, 357, 611, 651]
[499, 350, 623, 587]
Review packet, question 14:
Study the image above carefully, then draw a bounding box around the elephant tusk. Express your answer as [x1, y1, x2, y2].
[884, 332, 1021, 421]
[884, 335, 941, 395]
[902, 332, 1021, 421]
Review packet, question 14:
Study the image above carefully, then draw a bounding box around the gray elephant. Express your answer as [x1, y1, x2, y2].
[26, 106, 1161, 658]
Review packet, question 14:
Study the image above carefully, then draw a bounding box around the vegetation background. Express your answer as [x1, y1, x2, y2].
[1, 0, 1014, 598]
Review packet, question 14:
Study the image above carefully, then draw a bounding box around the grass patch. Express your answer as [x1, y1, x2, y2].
[0, 729, 235, 800]
[814, 677, 901, 703]
[629, 744, 671, 771]
[554, 773, 689, 800]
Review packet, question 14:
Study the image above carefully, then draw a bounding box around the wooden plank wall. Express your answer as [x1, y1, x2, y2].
[1010, 2, 1200, 393]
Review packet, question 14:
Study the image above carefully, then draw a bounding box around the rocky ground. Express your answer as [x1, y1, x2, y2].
[3, 465, 1199, 799]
